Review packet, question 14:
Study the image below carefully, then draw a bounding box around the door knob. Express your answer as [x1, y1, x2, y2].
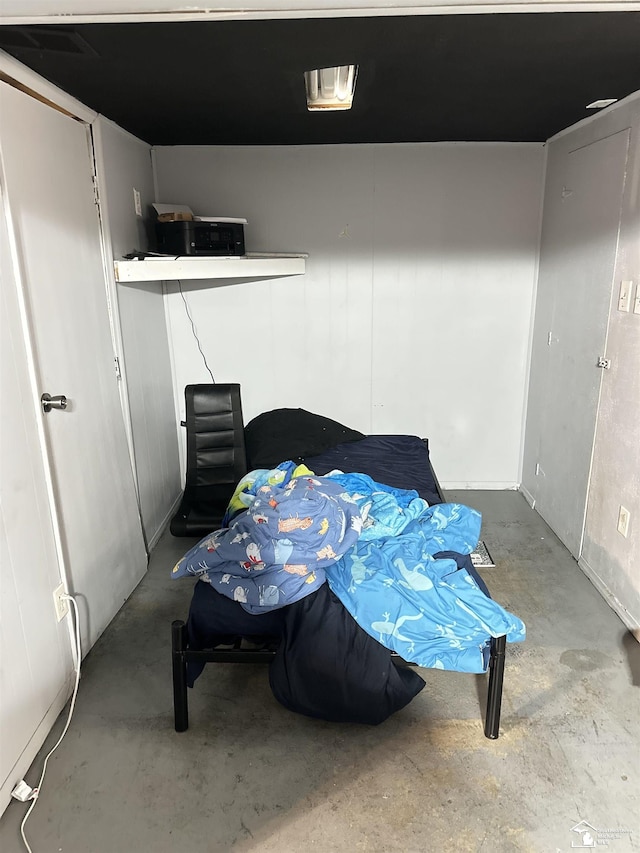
[41, 393, 68, 413]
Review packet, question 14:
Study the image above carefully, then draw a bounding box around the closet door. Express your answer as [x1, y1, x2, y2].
[0, 82, 147, 651]
[533, 129, 629, 557]
[1, 197, 75, 813]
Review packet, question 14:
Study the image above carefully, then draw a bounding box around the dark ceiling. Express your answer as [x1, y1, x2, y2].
[1, 13, 639, 145]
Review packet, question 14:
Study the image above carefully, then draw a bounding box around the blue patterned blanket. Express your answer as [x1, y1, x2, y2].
[325, 471, 429, 540]
[172, 465, 526, 671]
[326, 503, 526, 672]
[171, 476, 363, 613]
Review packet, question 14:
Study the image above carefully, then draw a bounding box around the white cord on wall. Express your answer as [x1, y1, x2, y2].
[177, 279, 215, 383]
[16, 595, 82, 853]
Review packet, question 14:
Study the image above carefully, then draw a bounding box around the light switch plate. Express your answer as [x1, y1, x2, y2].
[617, 506, 630, 538]
[618, 280, 631, 312]
[133, 188, 142, 217]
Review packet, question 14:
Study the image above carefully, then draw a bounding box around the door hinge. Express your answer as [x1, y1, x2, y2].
[597, 356, 611, 369]
[114, 356, 122, 379]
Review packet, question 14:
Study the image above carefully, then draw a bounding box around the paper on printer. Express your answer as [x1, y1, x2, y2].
[152, 203, 247, 224]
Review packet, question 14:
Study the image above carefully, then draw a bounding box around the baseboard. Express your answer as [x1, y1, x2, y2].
[146, 491, 183, 553]
[578, 555, 640, 636]
[440, 482, 519, 491]
[519, 484, 536, 509]
[0, 674, 74, 817]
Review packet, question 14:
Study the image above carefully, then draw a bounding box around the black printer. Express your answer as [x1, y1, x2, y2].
[155, 220, 245, 256]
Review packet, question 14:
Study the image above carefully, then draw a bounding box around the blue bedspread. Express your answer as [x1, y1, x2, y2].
[171, 476, 363, 613]
[172, 465, 526, 671]
[326, 503, 526, 673]
[325, 471, 430, 540]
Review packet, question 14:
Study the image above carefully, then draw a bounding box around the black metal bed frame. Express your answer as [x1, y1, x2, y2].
[171, 621, 506, 738]
[170, 448, 506, 739]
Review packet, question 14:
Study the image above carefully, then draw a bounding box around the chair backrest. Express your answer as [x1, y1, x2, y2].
[184, 383, 247, 502]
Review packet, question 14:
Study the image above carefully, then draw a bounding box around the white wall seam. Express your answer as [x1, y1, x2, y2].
[151, 140, 182, 477]
[91, 119, 149, 553]
[517, 142, 549, 487]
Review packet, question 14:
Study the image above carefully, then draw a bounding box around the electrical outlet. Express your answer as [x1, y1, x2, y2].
[133, 188, 142, 217]
[617, 506, 630, 538]
[618, 280, 632, 312]
[53, 583, 69, 621]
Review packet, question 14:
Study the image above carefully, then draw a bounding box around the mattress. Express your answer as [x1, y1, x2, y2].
[303, 434, 442, 506]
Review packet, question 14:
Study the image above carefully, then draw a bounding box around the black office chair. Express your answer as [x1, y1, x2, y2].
[170, 384, 247, 537]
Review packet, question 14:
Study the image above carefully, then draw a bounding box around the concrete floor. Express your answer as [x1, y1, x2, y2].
[1, 491, 638, 853]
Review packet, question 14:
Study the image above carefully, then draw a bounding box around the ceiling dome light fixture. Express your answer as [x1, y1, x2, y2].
[585, 98, 618, 109]
[304, 65, 358, 111]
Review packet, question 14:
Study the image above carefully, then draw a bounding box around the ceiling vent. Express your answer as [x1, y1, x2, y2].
[304, 65, 358, 112]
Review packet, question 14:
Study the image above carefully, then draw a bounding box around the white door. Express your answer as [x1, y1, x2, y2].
[1, 190, 75, 813]
[0, 82, 147, 651]
[534, 130, 630, 557]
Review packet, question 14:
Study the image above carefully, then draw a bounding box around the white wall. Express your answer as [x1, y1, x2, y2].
[154, 142, 544, 487]
[95, 118, 182, 548]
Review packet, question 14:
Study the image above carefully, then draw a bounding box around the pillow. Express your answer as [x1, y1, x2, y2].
[244, 408, 365, 470]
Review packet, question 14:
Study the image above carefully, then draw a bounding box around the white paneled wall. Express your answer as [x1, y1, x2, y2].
[154, 142, 545, 486]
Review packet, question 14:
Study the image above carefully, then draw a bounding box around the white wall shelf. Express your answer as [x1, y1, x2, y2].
[114, 254, 307, 283]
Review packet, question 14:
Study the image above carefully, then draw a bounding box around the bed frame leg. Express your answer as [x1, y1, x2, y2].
[484, 634, 506, 739]
[172, 620, 189, 732]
